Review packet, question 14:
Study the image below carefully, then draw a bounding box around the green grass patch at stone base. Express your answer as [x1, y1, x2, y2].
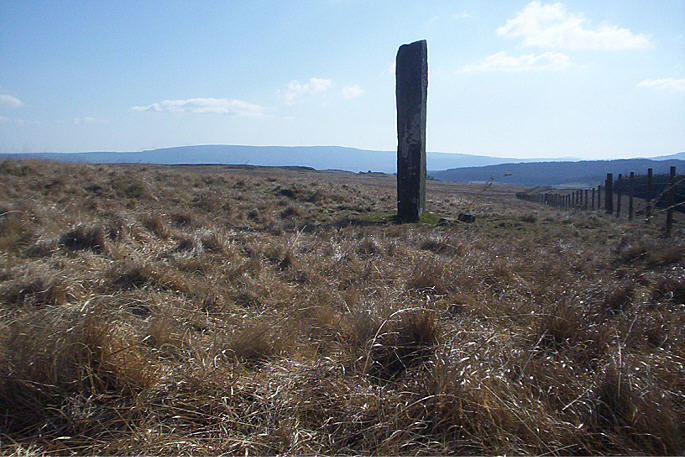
[419, 212, 443, 225]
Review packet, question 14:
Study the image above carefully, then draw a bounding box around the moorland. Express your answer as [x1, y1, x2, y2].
[1, 160, 684, 455]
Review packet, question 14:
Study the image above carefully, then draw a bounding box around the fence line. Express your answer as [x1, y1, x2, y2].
[515, 166, 682, 236]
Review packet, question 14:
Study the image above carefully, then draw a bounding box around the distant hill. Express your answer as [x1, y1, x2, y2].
[0, 144, 562, 174]
[650, 152, 685, 161]
[431, 159, 685, 187]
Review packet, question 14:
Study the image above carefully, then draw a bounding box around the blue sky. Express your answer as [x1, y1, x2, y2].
[0, 0, 683, 158]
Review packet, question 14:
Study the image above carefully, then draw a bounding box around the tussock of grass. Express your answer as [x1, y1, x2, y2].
[279, 205, 301, 219]
[601, 282, 635, 315]
[170, 212, 193, 227]
[1, 266, 69, 307]
[520, 213, 537, 223]
[356, 237, 380, 256]
[200, 230, 227, 253]
[1, 160, 684, 454]
[365, 309, 440, 381]
[141, 214, 169, 239]
[0, 305, 154, 436]
[406, 257, 450, 295]
[419, 236, 462, 256]
[108, 261, 156, 290]
[225, 323, 283, 363]
[61, 224, 106, 253]
[652, 276, 685, 304]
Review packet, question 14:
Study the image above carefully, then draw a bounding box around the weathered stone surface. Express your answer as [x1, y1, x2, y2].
[457, 213, 475, 223]
[396, 40, 427, 222]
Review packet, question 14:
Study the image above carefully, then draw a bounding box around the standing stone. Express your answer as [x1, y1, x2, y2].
[396, 40, 427, 222]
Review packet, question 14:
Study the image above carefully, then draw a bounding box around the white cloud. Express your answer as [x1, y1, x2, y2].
[637, 78, 685, 92]
[0, 94, 24, 109]
[73, 116, 108, 125]
[284, 77, 332, 102]
[497, 1, 651, 50]
[0, 115, 9, 123]
[460, 51, 572, 72]
[342, 84, 363, 99]
[452, 11, 471, 20]
[131, 98, 266, 116]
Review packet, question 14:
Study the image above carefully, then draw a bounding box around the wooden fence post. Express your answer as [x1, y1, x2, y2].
[584, 189, 589, 210]
[629, 172, 634, 220]
[606, 174, 613, 214]
[591, 187, 595, 209]
[597, 185, 601, 210]
[616, 174, 622, 218]
[646, 167, 652, 223]
[666, 166, 675, 237]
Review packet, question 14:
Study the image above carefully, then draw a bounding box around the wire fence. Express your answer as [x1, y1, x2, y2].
[516, 166, 683, 237]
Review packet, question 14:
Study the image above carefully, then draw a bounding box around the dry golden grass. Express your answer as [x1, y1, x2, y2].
[0, 159, 684, 455]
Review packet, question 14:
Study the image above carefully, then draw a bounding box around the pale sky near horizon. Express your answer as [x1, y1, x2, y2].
[1, 1, 683, 159]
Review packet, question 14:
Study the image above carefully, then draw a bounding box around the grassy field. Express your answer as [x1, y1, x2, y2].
[1, 160, 684, 455]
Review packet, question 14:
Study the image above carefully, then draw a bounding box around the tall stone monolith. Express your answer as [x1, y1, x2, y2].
[396, 40, 427, 222]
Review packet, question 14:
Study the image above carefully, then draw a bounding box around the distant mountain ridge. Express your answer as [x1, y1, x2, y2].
[650, 152, 685, 161]
[0, 144, 566, 173]
[432, 158, 685, 187]
[3, 145, 683, 186]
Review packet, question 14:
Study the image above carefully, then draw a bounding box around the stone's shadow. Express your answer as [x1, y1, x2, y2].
[295, 212, 452, 233]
